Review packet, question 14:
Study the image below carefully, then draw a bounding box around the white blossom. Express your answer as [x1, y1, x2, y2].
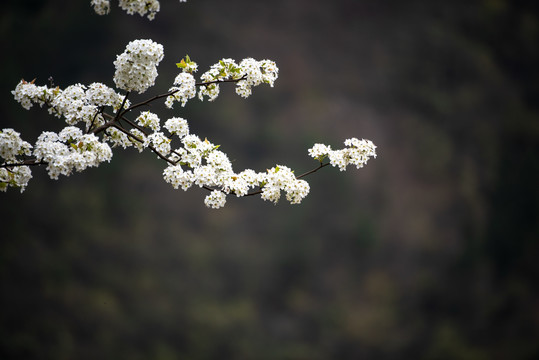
[58, 126, 83, 142]
[328, 149, 348, 171]
[113, 39, 164, 93]
[198, 58, 239, 101]
[118, 0, 160, 20]
[11, 80, 58, 111]
[308, 138, 377, 171]
[193, 165, 217, 187]
[136, 111, 161, 132]
[0, 166, 32, 193]
[91, 0, 187, 19]
[206, 150, 232, 173]
[285, 179, 310, 204]
[237, 169, 263, 187]
[261, 184, 281, 204]
[90, 0, 110, 15]
[179, 137, 203, 167]
[165, 73, 196, 108]
[344, 138, 377, 169]
[222, 175, 250, 197]
[235, 58, 279, 98]
[13, 79, 127, 131]
[204, 190, 227, 209]
[0, 129, 32, 162]
[163, 164, 193, 190]
[86, 82, 126, 112]
[33, 130, 112, 180]
[0, 129, 33, 192]
[164, 117, 189, 138]
[260, 165, 307, 205]
[103, 127, 132, 149]
[198, 57, 279, 101]
[308, 143, 332, 161]
[146, 132, 171, 156]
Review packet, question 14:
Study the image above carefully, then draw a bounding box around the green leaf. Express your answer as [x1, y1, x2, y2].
[176, 59, 187, 68]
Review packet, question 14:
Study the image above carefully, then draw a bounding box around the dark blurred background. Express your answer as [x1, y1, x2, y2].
[1, 0, 538, 359]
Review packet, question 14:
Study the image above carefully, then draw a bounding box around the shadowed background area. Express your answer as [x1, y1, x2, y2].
[1, 0, 538, 359]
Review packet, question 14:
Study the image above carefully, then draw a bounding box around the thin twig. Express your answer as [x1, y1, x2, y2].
[90, 119, 117, 135]
[123, 76, 246, 113]
[296, 162, 330, 179]
[86, 106, 104, 134]
[116, 92, 131, 119]
[194, 76, 245, 87]
[118, 115, 148, 136]
[1, 159, 47, 168]
[243, 162, 331, 197]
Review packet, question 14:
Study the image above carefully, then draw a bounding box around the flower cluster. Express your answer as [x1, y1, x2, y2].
[118, 0, 160, 20]
[0, 129, 32, 162]
[91, 0, 187, 20]
[197, 58, 279, 102]
[165, 56, 279, 108]
[0, 129, 33, 192]
[308, 138, 377, 171]
[165, 73, 196, 108]
[33, 127, 113, 180]
[162, 129, 311, 209]
[261, 166, 310, 204]
[90, 0, 111, 15]
[164, 117, 189, 137]
[12, 80, 126, 131]
[113, 39, 164, 93]
[145, 132, 171, 156]
[235, 58, 279, 98]
[11, 79, 58, 110]
[204, 190, 227, 209]
[136, 111, 161, 132]
[0, 165, 32, 193]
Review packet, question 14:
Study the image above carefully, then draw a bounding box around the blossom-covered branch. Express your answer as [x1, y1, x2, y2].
[2, 39, 377, 209]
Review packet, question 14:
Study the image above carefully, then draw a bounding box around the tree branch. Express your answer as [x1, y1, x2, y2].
[118, 114, 149, 136]
[109, 124, 175, 165]
[106, 124, 217, 195]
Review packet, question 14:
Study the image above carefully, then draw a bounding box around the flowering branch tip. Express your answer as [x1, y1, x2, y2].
[4, 40, 377, 208]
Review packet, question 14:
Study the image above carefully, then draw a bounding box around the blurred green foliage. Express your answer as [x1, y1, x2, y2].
[1, 0, 538, 359]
